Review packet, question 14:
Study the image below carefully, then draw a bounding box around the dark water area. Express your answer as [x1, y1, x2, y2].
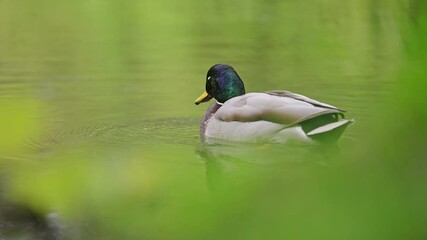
[1, 0, 426, 239]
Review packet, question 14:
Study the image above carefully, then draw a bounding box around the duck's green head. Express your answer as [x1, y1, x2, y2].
[195, 64, 246, 105]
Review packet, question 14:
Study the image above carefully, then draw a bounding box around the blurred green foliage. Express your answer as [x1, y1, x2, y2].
[0, 99, 41, 155]
[0, 0, 426, 239]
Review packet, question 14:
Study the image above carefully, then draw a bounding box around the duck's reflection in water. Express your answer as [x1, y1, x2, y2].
[196, 141, 341, 192]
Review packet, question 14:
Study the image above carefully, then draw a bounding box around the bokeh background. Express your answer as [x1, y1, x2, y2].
[0, 0, 426, 239]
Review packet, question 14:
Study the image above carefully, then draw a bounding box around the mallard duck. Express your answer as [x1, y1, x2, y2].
[195, 64, 353, 143]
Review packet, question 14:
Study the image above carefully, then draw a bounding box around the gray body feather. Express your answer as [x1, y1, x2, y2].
[201, 92, 353, 143]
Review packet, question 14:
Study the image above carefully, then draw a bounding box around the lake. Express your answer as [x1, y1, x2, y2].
[1, 1, 425, 239]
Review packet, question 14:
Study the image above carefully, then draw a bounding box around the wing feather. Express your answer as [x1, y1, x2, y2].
[266, 90, 344, 111]
[216, 92, 344, 126]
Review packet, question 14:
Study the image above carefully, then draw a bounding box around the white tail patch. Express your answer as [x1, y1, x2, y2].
[307, 119, 354, 136]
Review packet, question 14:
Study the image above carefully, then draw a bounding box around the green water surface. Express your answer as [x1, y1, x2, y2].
[0, 1, 426, 239]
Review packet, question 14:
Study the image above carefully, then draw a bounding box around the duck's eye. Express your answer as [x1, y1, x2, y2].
[207, 76, 211, 80]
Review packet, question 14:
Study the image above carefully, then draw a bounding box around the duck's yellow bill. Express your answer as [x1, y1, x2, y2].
[195, 91, 213, 105]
